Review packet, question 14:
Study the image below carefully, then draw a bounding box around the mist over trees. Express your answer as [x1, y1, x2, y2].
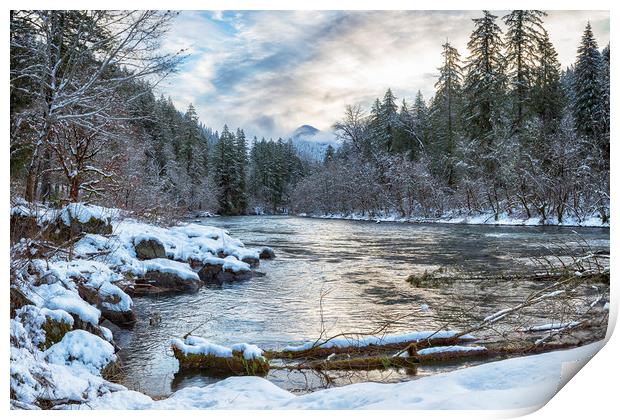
[10, 10, 610, 222]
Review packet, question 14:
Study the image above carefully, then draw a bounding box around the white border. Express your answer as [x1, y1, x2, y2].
[2, 1, 616, 419]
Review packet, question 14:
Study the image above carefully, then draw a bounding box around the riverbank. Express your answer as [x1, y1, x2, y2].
[9, 202, 268, 409]
[74, 339, 607, 410]
[298, 211, 609, 228]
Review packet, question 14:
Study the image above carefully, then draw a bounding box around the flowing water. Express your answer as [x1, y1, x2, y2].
[113, 216, 609, 397]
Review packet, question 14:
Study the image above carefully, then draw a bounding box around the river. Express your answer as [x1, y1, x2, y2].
[112, 216, 609, 397]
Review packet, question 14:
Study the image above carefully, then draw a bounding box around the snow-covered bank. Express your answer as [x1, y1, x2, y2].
[302, 211, 609, 228]
[10, 202, 266, 409]
[78, 340, 605, 410]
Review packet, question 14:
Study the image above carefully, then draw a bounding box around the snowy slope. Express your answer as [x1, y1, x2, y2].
[79, 340, 605, 410]
[289, 125, 339, 162]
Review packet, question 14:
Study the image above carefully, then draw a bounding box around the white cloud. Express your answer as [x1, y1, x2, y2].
[159, 10, 610, 139]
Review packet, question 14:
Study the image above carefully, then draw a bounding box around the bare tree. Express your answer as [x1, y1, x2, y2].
[10, 11, 184, 202]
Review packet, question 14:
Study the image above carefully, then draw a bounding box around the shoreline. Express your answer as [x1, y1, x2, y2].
[293, 212, 610, 228]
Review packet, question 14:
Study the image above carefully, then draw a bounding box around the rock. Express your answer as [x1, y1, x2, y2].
[51, 203, 114, 242]
[77, 283, 136, 328]
[141, 269, 202, 293]
[40, 316, 73, 350]
[100, 306, 136, 328]
[241, 256, 260, 268]
[197, 263, 222, 284]
[133, 237, 166, 260]
[259, 247, 276, 259]
[198, 261, 252, 285]
[10, 287, 34, 318]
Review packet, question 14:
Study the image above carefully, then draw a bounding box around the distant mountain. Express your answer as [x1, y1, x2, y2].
[289, 125, 338, 162]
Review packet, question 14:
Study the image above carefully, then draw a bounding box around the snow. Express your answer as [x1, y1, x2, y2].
[58, 203, 119, 226]
[202, 255, 251, 272]
[75, 219, 254, 277]
[11, 207, 264, 409]
[417, 345, 487, 355]
[231, 343, 264, 360]
[282, 330, 474, 352]
[142, 258, 200, 281]
[80, 340, 605, 410]
[306, 211, 609, 228]
[171, 336, 265, 361]
[171, 336, 233, 358]
[14, 305, 74, 348]
[27, 259, 132, 320]
[44, 330, 116, 375]
[529, 321, 581, 332]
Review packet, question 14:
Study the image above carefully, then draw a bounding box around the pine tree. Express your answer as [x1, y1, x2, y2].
[462, 10, 506, 146]
[531, 29, 564, 134]
[369, 89, 399, 152]
[323, 144, 335, 165]
[233, 128, 248, 214]
[573, 22, 603, 140]
[503, 10, 547, 131]
[430, 41, 463, 186]
[412, 91, 429, 148]
[600, 44, 610, 141]
[213, 125, 237, 214]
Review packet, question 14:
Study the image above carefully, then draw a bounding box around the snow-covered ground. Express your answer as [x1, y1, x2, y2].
[303, 211, 609, 228]
[77, 340, 605, 410]
[10, 202, 263, 409]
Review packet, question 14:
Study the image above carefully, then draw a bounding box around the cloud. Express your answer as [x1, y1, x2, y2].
[159, 10, 610, 139]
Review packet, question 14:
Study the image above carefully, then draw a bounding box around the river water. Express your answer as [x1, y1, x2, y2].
[113, 216, 609, 397]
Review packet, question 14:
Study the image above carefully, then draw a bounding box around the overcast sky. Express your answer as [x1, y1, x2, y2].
[158, 10, 610, 140]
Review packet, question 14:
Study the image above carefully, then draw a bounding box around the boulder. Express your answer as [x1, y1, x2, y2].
[99, 298, 136, 328]
[198, 260, 252, 285]
[241, 256, 260, 268]
[40, 316, 73, 350]
[133, 237, 166, 260]
[77, 282, 136, 328]
[259, 247, 276, 259]
[10, 287, 34, 318]
[139, 271, 201, 293]
[52, 203, 114, 241]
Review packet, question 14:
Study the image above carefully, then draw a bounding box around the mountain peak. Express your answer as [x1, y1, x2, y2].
[291, 125, 320, 139]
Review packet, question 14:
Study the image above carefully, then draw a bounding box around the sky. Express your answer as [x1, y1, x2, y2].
[158, 10, 610, 140]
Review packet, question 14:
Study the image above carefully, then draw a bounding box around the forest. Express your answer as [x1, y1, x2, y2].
[10, 10, 610, 224]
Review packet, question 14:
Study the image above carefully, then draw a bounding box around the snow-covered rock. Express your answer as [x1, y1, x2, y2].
[197, 255, 252, 284]
[44, 330, 117, 375]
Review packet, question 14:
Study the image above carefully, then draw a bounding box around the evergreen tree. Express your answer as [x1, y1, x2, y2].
[503, 10, 547, 131]
[411, 91, 429, 148]
[232, 128, 248, 214]
[213, 125, 237, 214]
[369, 89, 400, 152]
[323, 144, 335, 165]
[600, 44, 610, 141]
[573, 22, 603, 140]
[462, 10, 506, 146]
[531, 29, 564, 134]
[430, 41, 463, 186]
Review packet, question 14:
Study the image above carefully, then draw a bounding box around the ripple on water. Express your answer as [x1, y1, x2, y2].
[115, 215, 609, 397]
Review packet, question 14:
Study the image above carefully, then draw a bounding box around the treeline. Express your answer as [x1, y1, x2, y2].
[9, 11, 308, 216]
[10, 11, 610, 222]
[292, 11, 610, 224]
